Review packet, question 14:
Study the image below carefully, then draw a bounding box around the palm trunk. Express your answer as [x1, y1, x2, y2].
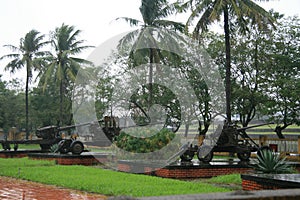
[224, 5, 232, 123]
[25, 66, 30, 139]
[149, 48, 154, 109]
[59, 80, 63, 126]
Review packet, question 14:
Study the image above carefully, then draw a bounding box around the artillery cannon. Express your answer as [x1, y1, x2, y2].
[179, 122, 274, 162]
[0, 117, 121, 154]
[0, 123, 89, 155]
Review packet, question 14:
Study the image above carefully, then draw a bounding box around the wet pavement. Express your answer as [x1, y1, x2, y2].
[0, 176, 106, 200]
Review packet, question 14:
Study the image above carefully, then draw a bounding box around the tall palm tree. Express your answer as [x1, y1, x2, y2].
[0, 30, 48, 139]
[182, 0, 275, 123]
[41, 23, 93, 126]
[117, 0, 184, 114]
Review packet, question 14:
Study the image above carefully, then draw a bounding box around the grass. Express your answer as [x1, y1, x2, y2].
[0, 157, 230, 197]
[193, 174, 242, 190]
[18, 144, 41, 150]
[206, 174, 242, 185]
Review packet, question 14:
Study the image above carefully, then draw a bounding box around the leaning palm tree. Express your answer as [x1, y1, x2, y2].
[181, 0, 275, 123]
[42, 23, 93, 126]
[0, 30, 48, 139]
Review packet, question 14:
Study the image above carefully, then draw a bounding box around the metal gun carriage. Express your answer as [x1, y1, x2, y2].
[0, 116, 120, 155]
[179, 122, 274, 163]
[0, 124, 87, 155]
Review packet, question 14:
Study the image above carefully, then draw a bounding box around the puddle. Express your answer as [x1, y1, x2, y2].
[0, 177, 106, 200]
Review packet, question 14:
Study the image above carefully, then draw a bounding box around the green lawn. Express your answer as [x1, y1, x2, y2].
[192, 174, 242, 190]
[0, 157, 230, 197]
[17, 144, 41, 150]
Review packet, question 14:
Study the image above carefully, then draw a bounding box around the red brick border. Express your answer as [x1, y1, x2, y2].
[117, 160, 253, 178]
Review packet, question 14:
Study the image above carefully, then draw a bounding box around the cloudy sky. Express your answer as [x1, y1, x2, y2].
[0, 0, 299, 82]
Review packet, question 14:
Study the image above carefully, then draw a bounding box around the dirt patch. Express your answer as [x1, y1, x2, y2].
[0, 176, 107, 199]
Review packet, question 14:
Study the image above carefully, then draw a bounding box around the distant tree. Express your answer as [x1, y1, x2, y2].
[0, 30, 48, 138]
[261, 15, 300, 136]
[230, 16, 275, 127]
[179, 0, 275, 123]
[0, 76, 24, 132]
[30, 83, 60, 128]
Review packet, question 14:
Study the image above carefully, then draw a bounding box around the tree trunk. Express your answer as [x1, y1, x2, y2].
[59, 80, 63, 126]
[224, 5, 232, 123]
[25, 65, 30, 139]
[148, 48, 154, 109]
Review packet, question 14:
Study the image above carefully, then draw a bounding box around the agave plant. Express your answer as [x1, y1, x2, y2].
[253, 149, 294, 174]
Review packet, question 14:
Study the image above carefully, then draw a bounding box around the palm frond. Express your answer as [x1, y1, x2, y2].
[3, 44, 20, 52]
[240, 0, 276, 29]
[0, 53, 20, 61]
[69, 57, 94, 66]
[4, 59, 24, 73]
[115, 17, 142, 27]
[186, 0, 207, 28]
[153, 20, 185, 32]
[70, 45, 95, 55]
[68, 29, 82, 47]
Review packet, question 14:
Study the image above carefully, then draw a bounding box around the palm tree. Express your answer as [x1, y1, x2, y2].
[182, 0, 275, 123]
[117, 0, 184, 114]
[0, 30, 48, 139]
[41, 23, 93, 126]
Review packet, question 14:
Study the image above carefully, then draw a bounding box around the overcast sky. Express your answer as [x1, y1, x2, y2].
[0, 0, 299, 82]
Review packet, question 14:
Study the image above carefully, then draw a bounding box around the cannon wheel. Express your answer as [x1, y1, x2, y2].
[197, 149, 213, 163]
[237, 151, 251, 161]
[197, 145, 214, 163]
[71, 141, 84, 155]
[180, 150, 194, 162]
[58, 140, 69, 154]
[13, 144, 18, 151]
[2, 142, 11, 151]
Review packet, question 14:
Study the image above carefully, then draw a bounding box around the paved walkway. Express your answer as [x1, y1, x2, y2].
[0, 177, 106, 200]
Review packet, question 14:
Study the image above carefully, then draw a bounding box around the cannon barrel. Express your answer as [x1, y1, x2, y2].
[58, 122, 91, 131]
[237, 122, 274, 132]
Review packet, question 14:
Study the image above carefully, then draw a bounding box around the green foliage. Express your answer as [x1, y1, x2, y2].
[260, 15, 300, 128]
[206, 174, 242, 185]
[40, 23, 93, 126]
[50, 143, 59, 153]
[18, 144, 40, 150]
[0, 158, 229, 197]
[115, 128, 175, 153]
[0, 77, 25, 131]
[253, 150, 295, 174]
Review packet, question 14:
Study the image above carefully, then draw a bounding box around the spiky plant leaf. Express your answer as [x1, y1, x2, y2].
[253, 149, 294, 174]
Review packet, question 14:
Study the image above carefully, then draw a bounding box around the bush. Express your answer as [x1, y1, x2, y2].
[115, 128, 175, 153]
[253, 149, 295, 174]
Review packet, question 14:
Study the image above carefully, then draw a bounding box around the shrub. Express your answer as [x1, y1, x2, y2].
[253, 149, 295, 174]
[115, 128, 175, 153]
